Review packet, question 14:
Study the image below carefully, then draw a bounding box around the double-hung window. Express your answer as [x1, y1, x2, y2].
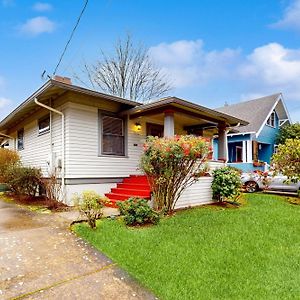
[38, 115, 50, 134]
[101, 115, 125, 156]
[17, 129, 24, 150]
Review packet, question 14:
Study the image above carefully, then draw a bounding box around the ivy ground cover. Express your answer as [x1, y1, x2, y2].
[74, 194, 300, 299]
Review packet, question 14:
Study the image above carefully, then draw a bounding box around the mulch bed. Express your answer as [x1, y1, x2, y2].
[6, 193, 70, 212]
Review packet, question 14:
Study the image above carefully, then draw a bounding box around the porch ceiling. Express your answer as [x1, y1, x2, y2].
[122, 97, 249, 127]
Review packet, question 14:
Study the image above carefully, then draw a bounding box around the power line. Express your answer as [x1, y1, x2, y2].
[53, 0, 89, 76]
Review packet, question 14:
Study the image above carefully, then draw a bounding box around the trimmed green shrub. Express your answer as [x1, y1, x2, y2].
[73, 191, 110, 229]
[212, 166, 242, 202]
[117, 197, 160, 226]
[4, 165, 42, 197]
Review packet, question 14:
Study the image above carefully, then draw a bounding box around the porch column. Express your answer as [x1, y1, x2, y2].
[164, 110, 175, 137]
[242, 141, 247, 163]
[218, 123, 228, 162]
[246, 140, 252, 163]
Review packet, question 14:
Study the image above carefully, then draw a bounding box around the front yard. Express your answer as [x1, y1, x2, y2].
[74, 194, 300, 299]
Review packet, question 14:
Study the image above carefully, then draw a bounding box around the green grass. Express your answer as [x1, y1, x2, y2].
[74, 194, 300, 299]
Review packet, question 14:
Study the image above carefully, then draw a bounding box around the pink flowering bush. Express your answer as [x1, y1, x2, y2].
[140, 135, 211, 213]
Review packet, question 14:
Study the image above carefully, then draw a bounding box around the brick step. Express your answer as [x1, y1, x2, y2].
[116, 183, 150, 190]
[111, 188, 150, 197]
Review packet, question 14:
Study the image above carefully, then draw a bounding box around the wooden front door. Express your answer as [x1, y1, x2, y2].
[146, 123, 164, 137]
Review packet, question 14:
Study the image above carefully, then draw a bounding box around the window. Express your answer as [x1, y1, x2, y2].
[101, 115, 125, 156]
[17, 129, 24, 150]
[38, 115, 50, 134]
[267, 111, 276, 127]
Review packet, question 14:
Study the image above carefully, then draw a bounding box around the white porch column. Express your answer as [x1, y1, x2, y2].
[164, 110, 175, 137]
[242, 141, 247, 163]
[246, 140, 252, 163]
[218, 123, 228, 162]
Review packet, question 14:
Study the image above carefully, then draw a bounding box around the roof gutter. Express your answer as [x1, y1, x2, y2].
[34, 98, 65, 193]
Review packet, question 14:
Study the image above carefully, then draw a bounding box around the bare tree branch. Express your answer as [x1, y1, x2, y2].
[74, 34, 172, 103]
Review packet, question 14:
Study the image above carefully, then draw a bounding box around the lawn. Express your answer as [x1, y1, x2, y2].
[74, 194, 300, 299]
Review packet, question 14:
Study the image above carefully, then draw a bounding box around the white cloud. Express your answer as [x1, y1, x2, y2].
[271, 0, 300, 30]
[149, 40, 240, 88]
[0, 97, 11, 109]
[238, 43, 300, 99]
[19, 16, 56, 36]
[149, 39, 300, 107]
[33, 2, 52, 12]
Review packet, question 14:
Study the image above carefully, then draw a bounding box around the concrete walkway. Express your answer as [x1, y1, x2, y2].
[0, 200, 156, 300]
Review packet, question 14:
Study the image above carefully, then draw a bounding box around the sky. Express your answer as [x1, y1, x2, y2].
[1, 0, 300, 122]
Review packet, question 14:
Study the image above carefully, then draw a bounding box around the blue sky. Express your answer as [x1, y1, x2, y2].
[1, 0, 300, 121]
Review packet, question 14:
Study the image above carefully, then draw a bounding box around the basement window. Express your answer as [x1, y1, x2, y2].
[101, 115, 125, 156]
[38, 115, 50, 135]
[17, 129, 24, 150]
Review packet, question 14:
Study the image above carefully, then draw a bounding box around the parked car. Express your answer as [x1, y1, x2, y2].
[241, 172, 300, 193]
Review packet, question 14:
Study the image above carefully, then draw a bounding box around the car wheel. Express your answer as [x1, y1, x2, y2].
[245, 181, 258, 193]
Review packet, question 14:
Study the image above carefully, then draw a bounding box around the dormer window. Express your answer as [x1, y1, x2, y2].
[267, 111, 276, 127]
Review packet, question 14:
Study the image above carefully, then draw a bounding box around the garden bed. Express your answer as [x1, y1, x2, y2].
[74, 194, 300, 299]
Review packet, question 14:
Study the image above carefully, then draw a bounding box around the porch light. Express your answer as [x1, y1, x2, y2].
[134, 122, 142, 132]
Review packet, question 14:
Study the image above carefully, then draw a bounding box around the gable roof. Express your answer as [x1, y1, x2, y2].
[215, 93, 290, 135]
[0, 79, 141, 131]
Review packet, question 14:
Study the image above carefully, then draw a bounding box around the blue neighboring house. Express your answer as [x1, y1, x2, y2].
[213, 93, 291, 172]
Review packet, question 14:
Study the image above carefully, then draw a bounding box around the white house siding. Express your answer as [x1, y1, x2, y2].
[175, 160, 225, 209]
[64, 102, 144, 178]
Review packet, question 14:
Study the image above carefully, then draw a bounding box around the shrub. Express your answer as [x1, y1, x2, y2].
[73, 191, 110, 229]
[211, 166, 242, 202]
[4, 165, 42, 197]
[276, 123, 300, 145]
[272, 139, 300, 183]
[0, 149, 20, 181]
[117, 197, 160, 226]
[140, 135, 211, 213]
[42, 171, 62, 202]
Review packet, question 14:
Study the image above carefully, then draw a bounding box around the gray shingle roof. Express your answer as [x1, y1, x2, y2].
[215, 93, 281, 133]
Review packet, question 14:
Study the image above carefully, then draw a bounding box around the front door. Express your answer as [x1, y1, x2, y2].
[146, 123, 164, 137]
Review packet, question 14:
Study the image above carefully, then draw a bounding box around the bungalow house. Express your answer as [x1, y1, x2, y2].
[213, 93, 291, 172]
[0, 77, 248, 207]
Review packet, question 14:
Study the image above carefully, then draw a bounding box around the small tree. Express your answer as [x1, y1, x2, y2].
[276, 123, 300, 145]
[140, 135, 211, 213]
[75, 34, 172, 103]
[272, 139, 300, 182]
[73, 191, 110, 229]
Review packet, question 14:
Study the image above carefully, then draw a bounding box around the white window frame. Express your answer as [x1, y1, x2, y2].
[266, 111, 276, 128]
[38, 115, 50, 135]
[100, 114, 126, 156]
[17, 128, 24, 151]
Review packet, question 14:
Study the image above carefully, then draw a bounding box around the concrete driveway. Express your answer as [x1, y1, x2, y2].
[0, 199, 156, 300]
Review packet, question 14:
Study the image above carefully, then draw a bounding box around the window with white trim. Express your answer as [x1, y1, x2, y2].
[38, 115, 50, 134]
[101, 115, 125, 156]
[266, 111, 276, 127]
[17, 129, 24, 150]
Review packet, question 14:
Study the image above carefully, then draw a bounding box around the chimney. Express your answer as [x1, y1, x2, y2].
[53, 75, 72, 85]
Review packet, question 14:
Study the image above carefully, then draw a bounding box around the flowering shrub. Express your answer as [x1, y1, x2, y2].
[117, 197, 160, 226]
[272, 139, 300, 183]
[212, 166, 242, 202]
[140, 135, 211, 213]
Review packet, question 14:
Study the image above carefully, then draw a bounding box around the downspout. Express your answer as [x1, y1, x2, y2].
[34, 98, 65, 193]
